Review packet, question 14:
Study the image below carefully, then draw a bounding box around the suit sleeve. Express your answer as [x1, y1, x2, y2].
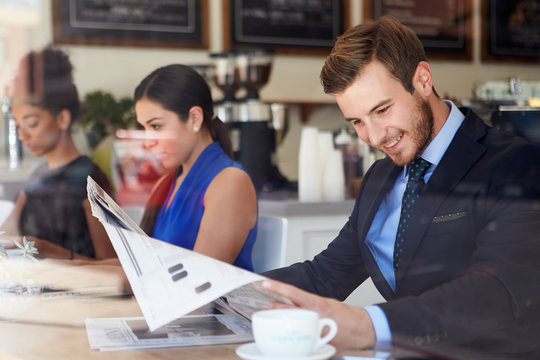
[264, 164, 379, 301]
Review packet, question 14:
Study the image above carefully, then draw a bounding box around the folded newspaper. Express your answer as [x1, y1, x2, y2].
[86, 176, 289, 340]
[85, 299, 254, 351]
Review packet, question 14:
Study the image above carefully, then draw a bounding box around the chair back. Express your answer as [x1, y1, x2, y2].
[252, 216, 287, 273]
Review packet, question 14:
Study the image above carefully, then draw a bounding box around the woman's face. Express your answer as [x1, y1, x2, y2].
[135, 97, 197, 170]
[11, 102, 63, 156]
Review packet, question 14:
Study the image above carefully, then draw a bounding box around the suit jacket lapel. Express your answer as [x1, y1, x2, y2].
[395, 109, 488, 289]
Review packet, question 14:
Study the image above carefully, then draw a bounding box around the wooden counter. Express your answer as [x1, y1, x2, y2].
[0, 259, 244, 360]
[0, 319, 242, 359]
[0, 259, 389, 360]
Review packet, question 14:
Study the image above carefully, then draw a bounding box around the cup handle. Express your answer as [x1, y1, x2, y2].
[315, 318, 338, 350]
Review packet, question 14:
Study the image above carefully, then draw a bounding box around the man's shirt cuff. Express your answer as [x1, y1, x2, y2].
[364, 305, 392, 347]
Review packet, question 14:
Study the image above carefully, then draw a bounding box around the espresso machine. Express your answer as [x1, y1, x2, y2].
[1, 95, 23, 168]
[209, 49, 288, 192]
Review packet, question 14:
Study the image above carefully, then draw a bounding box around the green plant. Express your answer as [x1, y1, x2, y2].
[81, 91, 136, 148]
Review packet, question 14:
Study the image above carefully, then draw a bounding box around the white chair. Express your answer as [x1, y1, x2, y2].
[251, 216, 288, 273]
[0, 199, 15, 226]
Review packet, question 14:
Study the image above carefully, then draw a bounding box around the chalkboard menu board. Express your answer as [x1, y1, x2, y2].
[483, 0, 540, 62]
[224, 0, 347, 55]
[53, 0, 208, 48]
[365, 0, 472, 60]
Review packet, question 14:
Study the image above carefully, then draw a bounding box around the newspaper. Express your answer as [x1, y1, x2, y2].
[86, 176, 288, 334]
[86, 310, 253, 351]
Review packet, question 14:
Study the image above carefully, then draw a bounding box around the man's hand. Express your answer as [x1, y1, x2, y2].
[262, 279, 377, 350]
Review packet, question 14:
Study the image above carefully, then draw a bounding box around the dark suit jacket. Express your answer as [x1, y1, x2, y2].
[265, 108, 540, 358]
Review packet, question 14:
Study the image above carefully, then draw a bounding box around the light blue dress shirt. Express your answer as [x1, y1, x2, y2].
[363, 101, 465, 347]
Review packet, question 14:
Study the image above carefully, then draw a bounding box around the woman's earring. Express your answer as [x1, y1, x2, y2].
[193, 126, 199, 133]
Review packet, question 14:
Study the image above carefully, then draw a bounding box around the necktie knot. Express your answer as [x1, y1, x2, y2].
[408, 157, 431, 183]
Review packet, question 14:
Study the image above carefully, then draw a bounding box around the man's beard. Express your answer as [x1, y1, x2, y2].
[411, 94, 434, 162]
[388, 94, 434, 166]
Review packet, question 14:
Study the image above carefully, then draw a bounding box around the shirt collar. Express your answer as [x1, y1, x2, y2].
[404, 100, 465, 176]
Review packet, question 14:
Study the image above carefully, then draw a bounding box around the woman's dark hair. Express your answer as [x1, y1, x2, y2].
[134, 64, 233, 158]
[136, 64, 234, 234]
[14, 47, 80, 125]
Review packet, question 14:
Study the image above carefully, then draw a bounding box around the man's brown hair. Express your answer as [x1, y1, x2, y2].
[320, 16, 429, 95]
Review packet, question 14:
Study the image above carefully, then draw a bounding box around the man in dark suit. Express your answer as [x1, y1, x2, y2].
[262, 16, 540, 358]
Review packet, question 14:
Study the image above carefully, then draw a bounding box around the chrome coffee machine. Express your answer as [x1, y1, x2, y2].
[210, 50, 287, 192]
[1, 96, 23, 168]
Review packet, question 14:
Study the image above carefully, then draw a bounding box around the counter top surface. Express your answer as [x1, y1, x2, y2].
[258, 189, 355, 217]
[119, 197, 357, 225]
[0, 158, 43, 200]
[0, 158, 42, 182]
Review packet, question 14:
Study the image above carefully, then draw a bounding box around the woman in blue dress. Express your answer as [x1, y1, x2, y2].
[135, 64, 257, 271]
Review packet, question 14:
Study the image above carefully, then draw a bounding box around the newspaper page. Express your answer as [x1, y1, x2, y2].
[86, 177, 285, 332]
[85, 313, 253, 351]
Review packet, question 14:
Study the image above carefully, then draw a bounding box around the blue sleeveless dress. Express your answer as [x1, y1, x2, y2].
[152, 142, 256, 271]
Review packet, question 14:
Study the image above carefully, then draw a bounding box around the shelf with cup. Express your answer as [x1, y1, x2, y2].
[258, 97, 338, 124]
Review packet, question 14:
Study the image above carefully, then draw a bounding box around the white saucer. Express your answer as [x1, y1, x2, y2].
[235, 343, 336, 360]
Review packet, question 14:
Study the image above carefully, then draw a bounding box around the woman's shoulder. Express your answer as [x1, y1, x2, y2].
[208, 166, 255, 195]
[204, 166, 257, 227]
[27, 156, 95, 185]
[65, 155, 101, 174]
[71, 156, 114, 196]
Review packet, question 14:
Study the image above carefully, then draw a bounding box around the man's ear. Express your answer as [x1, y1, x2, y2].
[56, 109, 72, 131]
[412, 61, 434, 97]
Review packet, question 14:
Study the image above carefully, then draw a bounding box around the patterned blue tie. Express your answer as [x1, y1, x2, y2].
[394, 157, 431, 271]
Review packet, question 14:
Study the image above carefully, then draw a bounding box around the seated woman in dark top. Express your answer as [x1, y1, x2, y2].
[0, 47, 116, 260]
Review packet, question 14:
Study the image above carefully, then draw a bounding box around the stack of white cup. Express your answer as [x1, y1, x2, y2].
[298, 127, 345, 202]
[298, 126, 322, 202]
[323, 149, 345, 201]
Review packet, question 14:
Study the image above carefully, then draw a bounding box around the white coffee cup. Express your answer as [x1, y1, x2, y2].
[251, 309, 338, 357]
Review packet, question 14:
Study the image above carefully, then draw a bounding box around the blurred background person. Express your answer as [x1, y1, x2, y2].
[0, 47, 116, 260]
[136, 64, 258, 271]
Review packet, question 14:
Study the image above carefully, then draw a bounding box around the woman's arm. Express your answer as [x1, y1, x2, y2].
[1, 191, 84, 259]
[21, 199, 115, 260]
[82, 198, 117, 260]
[25, 235, 89, 260]
[194, 167, 257, 263]
[1, 192, 115, 260]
